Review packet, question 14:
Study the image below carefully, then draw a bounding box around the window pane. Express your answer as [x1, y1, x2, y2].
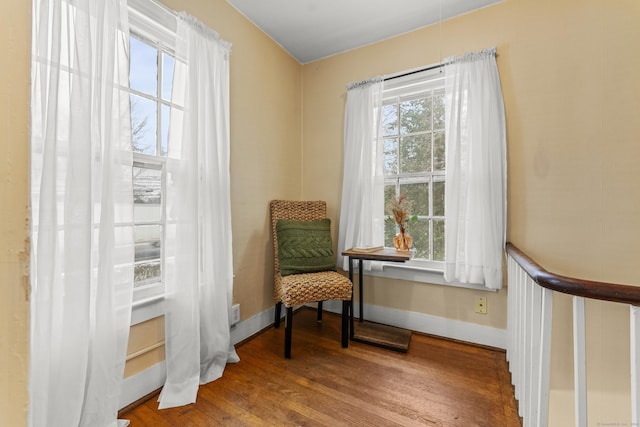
[400, 97, 430, 134]
[162, 52, 174, 101]
[384, 223, 396, 248]
[133, 166, 162, 222]
[135, 225, 161, 260]
[409, 220, 429, 259]
[384, 185, 397, 246]
[433, 180, 445, 217]
[134, 260, 160, 285]
[433, 131, 445, 171]
[384, 185, 397, 220]
[399, 134, 431, 174]
[433, 219, 445, 261]
[399, 182, 428, 216]
[130, 94, 157, 155]
[161, 104, 170, 156]
[135, 225, 161, 284]
[383, 138, 398, 175]
[382, 103, 398, 136]
[130, 36, 158, 96]
[433, 89, 445, 130]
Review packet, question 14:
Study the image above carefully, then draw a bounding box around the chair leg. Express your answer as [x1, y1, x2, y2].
[285, 306, 293, 359]
[317, 301, 323, 322]
[341, 300, 349, 348]
[274, 301, 282, 328]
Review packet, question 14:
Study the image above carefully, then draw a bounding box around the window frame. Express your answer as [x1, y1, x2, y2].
[382, 86, 446, 262]
[370, 67, 491, 291]
[128, 0, 178, 322]
[381, 68, 446, 266]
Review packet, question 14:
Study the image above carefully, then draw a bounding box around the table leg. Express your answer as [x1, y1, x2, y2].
[359, 259, 364, 322]
[348, 256, 354, 339]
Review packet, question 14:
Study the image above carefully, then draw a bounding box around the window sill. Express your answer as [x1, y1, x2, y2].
[131, 283, 165, 325]
[365, 261, 495, 292]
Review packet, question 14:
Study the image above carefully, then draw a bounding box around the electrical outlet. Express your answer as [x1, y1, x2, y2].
[231, 304, 240, 325]
[475, 297, 487, 314]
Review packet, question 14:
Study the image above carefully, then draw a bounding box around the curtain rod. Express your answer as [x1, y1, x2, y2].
[384, 64, 443, 82]
[384, 50, 499, 82]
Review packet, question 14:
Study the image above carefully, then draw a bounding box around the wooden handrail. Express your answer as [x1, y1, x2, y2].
[506, 242, 640, 306]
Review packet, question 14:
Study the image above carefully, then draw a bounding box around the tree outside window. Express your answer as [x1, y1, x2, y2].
[382, 87, 445, 261]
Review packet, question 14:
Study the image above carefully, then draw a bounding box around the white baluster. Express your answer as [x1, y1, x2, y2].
[537, 287, 552, 427]
[506, 255, 553, 427]
[573, 296, 587, 427]
[631, 305, 640, 425]
[529, 283, 542, 425]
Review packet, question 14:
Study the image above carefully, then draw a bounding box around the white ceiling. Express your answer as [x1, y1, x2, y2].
[226, 0, 502, 64]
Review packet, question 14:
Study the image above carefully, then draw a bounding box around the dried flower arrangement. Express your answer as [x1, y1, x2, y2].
[386, 194, 415, 233]
[386, 194, 417, 251]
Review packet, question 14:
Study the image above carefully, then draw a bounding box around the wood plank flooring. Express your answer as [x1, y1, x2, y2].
[121, 308, 521, 426]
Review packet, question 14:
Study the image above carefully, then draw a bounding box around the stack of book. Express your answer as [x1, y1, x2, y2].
[350, 245, 384, 253]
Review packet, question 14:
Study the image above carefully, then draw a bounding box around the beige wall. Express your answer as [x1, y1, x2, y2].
[161, 0, 303, 320]
[125, 317, 165, 378]
[302, 0, 640, 425]
[1, 0, 31, 425]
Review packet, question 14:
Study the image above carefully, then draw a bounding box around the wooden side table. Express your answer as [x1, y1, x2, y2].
[342, 248, 412, 352]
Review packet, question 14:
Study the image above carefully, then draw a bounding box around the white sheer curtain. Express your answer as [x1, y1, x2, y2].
[30, 0, 134, 426]
[337, 78, 385, 271]
[443, 47, 507, 290]
[158, 12, 239, 409]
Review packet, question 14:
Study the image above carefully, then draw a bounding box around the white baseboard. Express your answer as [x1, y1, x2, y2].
[119, 361, 166, 410]
[320, 300, 506, 349]
[230, 305, 281, 345]
[119, 306, 281, 411]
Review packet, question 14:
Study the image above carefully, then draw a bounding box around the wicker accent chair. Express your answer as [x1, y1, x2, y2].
[270, 200, 352, 358]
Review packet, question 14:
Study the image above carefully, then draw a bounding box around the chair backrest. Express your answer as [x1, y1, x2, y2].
[270, 200, 327, 276]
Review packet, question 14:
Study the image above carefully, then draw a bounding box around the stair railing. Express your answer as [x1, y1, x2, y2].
[506, 242, 640, 427]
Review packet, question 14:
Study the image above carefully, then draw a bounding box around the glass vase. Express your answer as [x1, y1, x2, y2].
[393, 231, 413, 251]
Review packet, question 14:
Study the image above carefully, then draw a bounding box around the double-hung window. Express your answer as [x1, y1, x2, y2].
[381, 69, 446, 269]
[373, 68, 490, 290]
[128, 1, 178, 304]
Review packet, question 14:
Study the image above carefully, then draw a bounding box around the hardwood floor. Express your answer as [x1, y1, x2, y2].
[121, 308, 521, 426]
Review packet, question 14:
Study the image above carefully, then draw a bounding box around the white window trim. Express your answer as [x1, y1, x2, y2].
[365, 262, 495, 291]
[129, 0, 176, 46]
[131, 290, 165, 325]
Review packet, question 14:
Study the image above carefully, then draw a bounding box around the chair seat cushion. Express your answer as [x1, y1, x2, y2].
[275, 271, 352, 307]
[276, 218, 336, 276]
